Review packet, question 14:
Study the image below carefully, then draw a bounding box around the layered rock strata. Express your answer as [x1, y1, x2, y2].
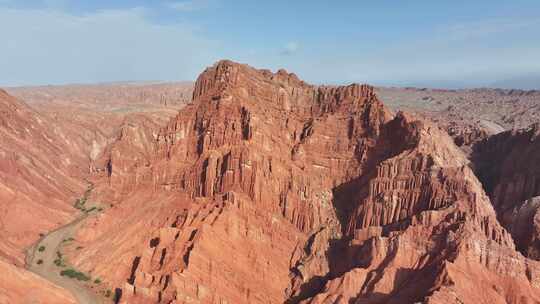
[68, 61, 540, 304]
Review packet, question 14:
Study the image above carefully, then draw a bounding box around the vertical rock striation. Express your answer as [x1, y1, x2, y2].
[70, 61, 540, 304]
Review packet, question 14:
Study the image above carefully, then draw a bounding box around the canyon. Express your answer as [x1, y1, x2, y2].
[1, 61, 540, 304]
[0, 82, 191, 303]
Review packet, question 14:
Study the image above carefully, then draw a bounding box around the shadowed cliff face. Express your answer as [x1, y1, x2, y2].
[472, 124, 540, 259]
[69, 61, 540, 304]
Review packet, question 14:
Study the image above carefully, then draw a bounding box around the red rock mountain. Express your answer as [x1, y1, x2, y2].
[7, 81, 193, 170]
[0, 89, 81, 303]
[59, 61, 540, 304]
[473, 123, 540, 260]
[0, 89, 86, 263]
[0, 81, 192, 303]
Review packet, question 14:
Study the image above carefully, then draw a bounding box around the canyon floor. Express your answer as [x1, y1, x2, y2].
[1, 62, 540, 304]
[26, 205, 104, 304]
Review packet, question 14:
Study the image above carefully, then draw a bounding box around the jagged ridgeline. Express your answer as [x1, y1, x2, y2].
[59, 61, 540, 304]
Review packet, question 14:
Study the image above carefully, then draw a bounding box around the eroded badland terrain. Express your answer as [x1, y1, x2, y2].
[1, 61, 540, 304]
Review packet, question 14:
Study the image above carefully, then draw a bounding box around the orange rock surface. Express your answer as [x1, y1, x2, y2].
[0, 82, 191, 302]
[0, 89, 86, 264]
[64, 61, 540, 304]
[0, 89, 85, 303]
[0, 258, 76, 304]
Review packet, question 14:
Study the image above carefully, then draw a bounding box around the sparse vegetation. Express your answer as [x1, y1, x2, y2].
[94, 278, 102, 284]
[76, 246, 84, 250]
[54, 251, 66, 267]
[85, 207, 97, 213]
[38, 245, 46, 252]
[36, 259, 43, 265]
[74, 184, 94, 211]
[73, 185, 105, 213]
[60, 268, 91, 281]
[62, 237, 75, 243]
[105, 289, 112, 298]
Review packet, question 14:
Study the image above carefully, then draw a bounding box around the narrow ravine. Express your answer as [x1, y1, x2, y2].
[25, 186, 106, 304]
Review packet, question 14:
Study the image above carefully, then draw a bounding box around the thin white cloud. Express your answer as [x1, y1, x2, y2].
[0, 6, 219, 86]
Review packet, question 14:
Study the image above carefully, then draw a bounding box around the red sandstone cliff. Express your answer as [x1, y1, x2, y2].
[66, 61, 540, 304]
[473, 124, 540, 260]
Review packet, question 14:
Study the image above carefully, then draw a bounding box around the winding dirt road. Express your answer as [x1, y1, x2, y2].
[25, 209, 103, 304]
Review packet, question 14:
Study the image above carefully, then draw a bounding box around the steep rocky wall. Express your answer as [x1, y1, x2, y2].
[288, 112, 531, 304]
[472, 124, 540, 259]
[75, 61, 396, 303]
[69, 61, 540, 304]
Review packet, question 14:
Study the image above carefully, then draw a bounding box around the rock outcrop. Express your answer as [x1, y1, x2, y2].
[473, 124, 540, 259]
[292, 113, 537, 304]
[67, 61, 540, 304]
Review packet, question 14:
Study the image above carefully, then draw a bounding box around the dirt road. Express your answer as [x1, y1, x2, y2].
[26, 208, 104, 304]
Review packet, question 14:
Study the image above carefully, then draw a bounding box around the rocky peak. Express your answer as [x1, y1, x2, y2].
[82, 61, 540, 304]
[192, 60, 240, 100]
[192, 60, 382, 117]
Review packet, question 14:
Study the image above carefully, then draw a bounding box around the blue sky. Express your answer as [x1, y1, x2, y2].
[1, 0, 539, 88]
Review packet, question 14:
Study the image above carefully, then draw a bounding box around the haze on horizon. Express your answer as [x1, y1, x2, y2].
[1, 0, 539, 89]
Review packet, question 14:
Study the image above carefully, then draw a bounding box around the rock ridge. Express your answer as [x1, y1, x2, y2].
[70, 60, 540, 304]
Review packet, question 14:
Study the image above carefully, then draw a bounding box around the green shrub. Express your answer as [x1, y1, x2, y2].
[36, 259, 43, 265]
[105, 290, 111, 298]
[54, 258, 66, 267]
[74, 186, 94, 211]
[38, 246, 46, 252]
[59, 269, 90, 281]
[94, 278, 102, 284]
[54, 251, 66, 267]
[85, 207, 97, 213]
